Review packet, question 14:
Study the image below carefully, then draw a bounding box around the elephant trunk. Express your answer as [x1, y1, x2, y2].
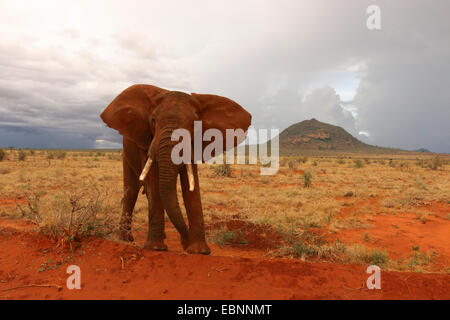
[157, 129, 189, 247]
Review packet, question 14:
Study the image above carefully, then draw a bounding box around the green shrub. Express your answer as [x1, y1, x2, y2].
[369, 250, 388, 266]
[354, 159, 364, 168]
[213, 229, 246, 247]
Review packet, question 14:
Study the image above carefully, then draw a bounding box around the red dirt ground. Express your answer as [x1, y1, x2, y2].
[327, 198, 450, 272]
[0, 218, 449, 300]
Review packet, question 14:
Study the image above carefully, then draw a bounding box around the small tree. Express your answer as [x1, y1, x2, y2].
[0, 149, 5, 161]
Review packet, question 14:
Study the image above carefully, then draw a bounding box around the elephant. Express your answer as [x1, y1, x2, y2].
[100, 84, 251, 254]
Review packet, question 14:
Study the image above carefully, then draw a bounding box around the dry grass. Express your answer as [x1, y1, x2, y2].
[0, 149, 449, 270]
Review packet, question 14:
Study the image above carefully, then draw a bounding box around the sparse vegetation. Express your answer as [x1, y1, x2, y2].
[0, 150, 447, 274]
[430, 156, 443, 170]
[302, 170, 312, 188]
[0, 149, 5, 161]
[353, 159, 364, 168]
[213, 228, 246, 247]
[212, 163, 232, 177]
[18, 150, 27, 161]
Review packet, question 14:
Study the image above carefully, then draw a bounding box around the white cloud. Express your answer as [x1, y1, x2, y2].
[0, 0, 449, 152]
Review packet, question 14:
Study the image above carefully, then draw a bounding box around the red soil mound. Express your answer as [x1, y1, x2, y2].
[0, 218, 449, 300]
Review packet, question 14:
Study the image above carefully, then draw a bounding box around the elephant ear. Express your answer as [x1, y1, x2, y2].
[191, 93, 252, 155]
[100, 85, 167, 149]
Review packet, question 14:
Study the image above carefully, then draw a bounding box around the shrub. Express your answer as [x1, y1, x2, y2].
[0, 149, 5, 161]
[39, 190, 116, 245]
[212, 163, 232, 177]
[430, 156, 443, 170]
[56, 151, 67, 159]
[18, 150, 27, 161]
[369, 250, 388, 266]
[288, 160, 295, 170]
[297, 156, 308, 164]
[48, 151, 67, 160]
[354, 159, 364, 168]
[399, 162, 409, 169]
[303, 170, 312, 188]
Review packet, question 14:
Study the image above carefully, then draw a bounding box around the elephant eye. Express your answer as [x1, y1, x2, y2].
[151, 118, 156, 127]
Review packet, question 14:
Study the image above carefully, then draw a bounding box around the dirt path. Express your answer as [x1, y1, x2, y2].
[0, 218, 449, 300]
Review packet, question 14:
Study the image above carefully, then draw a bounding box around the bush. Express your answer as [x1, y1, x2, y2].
[56, 151, 67, 159]
[18, 150, 27, 161]
[353, 159, 364, 168]
[430, 156, 443, 170]
[0, 149, 5, 161]
[288, 160, 296, 170]
[297, 156, 308, 164]
[38, 190, 116, 245]
[212, 163, 232, 177]
[303, 170, 312, 188]
[213, 229, 246, 247]
[48, 151, 67, 160]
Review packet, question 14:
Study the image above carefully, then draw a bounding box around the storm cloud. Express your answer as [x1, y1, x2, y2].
[0, 0, 449, 152]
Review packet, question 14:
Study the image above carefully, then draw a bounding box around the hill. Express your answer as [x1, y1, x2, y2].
[271, 118, 403, 155]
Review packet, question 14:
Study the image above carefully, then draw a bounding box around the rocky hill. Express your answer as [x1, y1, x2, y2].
[274, 118, 401, 155]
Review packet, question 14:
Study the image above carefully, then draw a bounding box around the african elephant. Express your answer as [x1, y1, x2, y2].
[100, 84, 251, 254]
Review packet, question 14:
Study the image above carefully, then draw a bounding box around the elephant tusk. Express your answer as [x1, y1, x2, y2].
[186, 163, 195, 192]
[139, 157, 152, 182]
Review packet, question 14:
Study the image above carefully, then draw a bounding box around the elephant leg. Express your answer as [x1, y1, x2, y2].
[180, 164, 211, 255]
[144, 162, 167, 251]
[119, 159, 140, 242]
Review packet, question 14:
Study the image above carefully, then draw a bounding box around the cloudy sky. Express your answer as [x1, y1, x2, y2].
[0, 0, 449, 152]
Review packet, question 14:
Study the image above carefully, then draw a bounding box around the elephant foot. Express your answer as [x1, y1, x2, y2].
[186, 241, 211, 255]
[144, 239, 168, 251]
[118, 230, 134, 242]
